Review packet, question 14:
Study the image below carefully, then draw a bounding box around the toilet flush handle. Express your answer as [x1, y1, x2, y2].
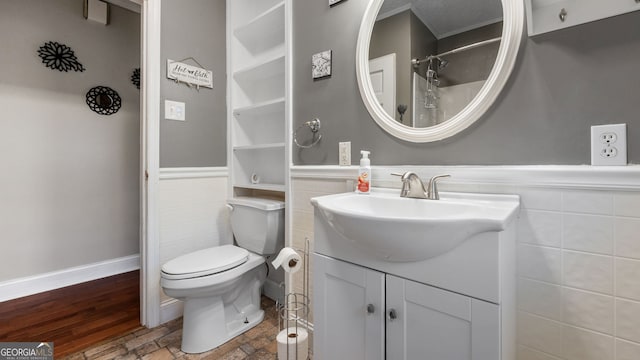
[226, 204, 234, 212]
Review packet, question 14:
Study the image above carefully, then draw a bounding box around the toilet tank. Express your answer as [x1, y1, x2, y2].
[227, 197, 285, 255]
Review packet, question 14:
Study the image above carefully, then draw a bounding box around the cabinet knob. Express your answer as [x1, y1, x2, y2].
[388, 309, 398, 320]
[558, 8, 567, 22]
[366, 304, 375, 314]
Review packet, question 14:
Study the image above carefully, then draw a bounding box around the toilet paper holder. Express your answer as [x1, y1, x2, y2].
[275, 238, 311, 360]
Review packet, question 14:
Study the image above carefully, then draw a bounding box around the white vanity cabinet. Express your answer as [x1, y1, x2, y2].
[386, 275, 500, 360]
[526, 0, 640, 36]
[314, 254, 500, 360]
[313, 254, 385, 360]
[311, 190, 520, 360]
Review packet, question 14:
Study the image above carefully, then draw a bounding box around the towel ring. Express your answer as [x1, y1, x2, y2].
[294, 118, 322, 148]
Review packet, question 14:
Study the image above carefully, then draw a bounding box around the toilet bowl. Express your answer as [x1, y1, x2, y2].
[160, 196, 284, 354]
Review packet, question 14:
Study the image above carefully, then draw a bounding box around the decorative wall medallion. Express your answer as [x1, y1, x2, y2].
[329, 0, 347, 6]
[131, 68, 140, 89]
[312, 50, 332, 79]
[86, 86, 122, 115]
[37, 41, 85, 72]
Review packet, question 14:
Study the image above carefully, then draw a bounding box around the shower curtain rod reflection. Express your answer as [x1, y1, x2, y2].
[412, 37, 501, 66]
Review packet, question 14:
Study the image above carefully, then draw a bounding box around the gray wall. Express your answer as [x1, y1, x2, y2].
[0, 0, 140, 281]
[410, 10, 437, 80]
[293, 0, 640, 165]
[160, 0, 226, 167]
[370, 10, 411, 125]
[370, 10, 439, 126]
[438, 22, 502, 86]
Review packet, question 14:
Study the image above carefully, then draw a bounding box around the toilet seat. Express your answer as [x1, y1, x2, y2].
[161, 245, 249, 280]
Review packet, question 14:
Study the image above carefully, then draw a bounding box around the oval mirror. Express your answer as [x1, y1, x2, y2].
[356, 0, 524, 143]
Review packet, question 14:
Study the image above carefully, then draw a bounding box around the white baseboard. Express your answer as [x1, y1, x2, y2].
[160, 298, 184, 324]
[264, 278, 285, 304]
[0, 254, 140, 303]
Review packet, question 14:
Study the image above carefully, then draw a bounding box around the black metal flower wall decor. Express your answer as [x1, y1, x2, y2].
[37, 41, 85, 72]
[131, 68, 140, 89]
[86, 86, 122, 115]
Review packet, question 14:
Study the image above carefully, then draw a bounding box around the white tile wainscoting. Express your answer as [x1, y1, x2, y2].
[290, 165, 640, 360]
[157, 167, 231, 323]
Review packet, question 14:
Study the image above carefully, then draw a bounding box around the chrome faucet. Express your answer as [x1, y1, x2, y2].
[392, 172, 451, 200]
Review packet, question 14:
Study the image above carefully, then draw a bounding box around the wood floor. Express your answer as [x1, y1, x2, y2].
[0, 270, 141, 358]
[61, 296, 281, 360]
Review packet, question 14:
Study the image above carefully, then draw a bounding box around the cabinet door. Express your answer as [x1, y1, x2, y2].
[386, 275, 499, 360]
[313, 254, 385, 360]
[526, 0, 640, 36]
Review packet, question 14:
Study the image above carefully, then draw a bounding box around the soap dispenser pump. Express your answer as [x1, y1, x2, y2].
[357, 150, 371, 194]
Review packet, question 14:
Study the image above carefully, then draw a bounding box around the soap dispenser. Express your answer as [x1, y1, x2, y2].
[357, 150, 371, 194]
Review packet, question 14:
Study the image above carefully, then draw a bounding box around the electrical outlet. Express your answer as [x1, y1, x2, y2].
[339, 142, 351, 166]
[591, 124, 627, 166]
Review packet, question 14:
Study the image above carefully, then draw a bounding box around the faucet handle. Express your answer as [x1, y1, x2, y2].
[390, 172, 404, 177]
[430, 174, 451, 182]
[427, 174, 451, 200]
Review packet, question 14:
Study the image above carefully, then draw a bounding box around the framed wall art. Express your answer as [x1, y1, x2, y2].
[312, 50, 332, 80]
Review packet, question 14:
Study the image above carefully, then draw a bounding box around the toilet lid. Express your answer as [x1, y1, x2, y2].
[161, 245, 249, 279]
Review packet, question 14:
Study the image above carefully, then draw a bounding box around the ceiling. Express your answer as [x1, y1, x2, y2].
[378, 0, 503, 39]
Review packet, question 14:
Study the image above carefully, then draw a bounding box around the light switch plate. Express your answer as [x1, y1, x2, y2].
[165, 100, 185, 121]
[591, 124, 627, 166]
[339, 142, 351, 166]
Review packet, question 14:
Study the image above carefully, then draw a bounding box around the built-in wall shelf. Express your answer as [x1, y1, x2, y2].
[525, 0, 640, 36]
[233, 98, 285, 118]
[233, 183, 286, 192]
[232, 55, 285, 107]
[234, 2, 285, 55]
[228, 0, 290, 220]
[233, 143, 285, 151]
[233, 55, 285, 84]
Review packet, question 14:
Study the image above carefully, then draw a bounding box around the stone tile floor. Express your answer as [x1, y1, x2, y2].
[62, 297, 282, 360]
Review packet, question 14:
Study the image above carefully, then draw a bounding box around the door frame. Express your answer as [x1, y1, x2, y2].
[140, 0, 161, 328]
[368, 53, 396, 122]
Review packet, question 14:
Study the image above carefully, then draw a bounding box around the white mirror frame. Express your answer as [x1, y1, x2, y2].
[356, 0, 525, 143]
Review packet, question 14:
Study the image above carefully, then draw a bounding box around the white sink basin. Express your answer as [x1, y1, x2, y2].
[311, 188, 519, 262]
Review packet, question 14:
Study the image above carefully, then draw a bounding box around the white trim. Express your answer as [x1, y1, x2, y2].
[291, 165, 640, 191]
[0, 255, 140, 303]
[103, 0, 141, 13]
[437, 17, 504, 40]
[226, 0, 233, 200]
[159, 167, 229, 180]
[284, 0, 293, 249]
[355, 0, 525, 143]
[160, 298, 184, 324]
[141, 0, 162, 328]
[291, 165, 358, 180]
[376, 3, 411, 21]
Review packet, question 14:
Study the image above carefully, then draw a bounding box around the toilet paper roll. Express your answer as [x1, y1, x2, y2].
[271, 247, 302, 273]
[277, 327, 309, 360]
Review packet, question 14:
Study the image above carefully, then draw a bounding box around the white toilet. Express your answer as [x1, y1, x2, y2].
[161, 196, 285, 354]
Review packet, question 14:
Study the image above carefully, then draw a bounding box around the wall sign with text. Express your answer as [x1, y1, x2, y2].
[166, 59, 213, 89]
